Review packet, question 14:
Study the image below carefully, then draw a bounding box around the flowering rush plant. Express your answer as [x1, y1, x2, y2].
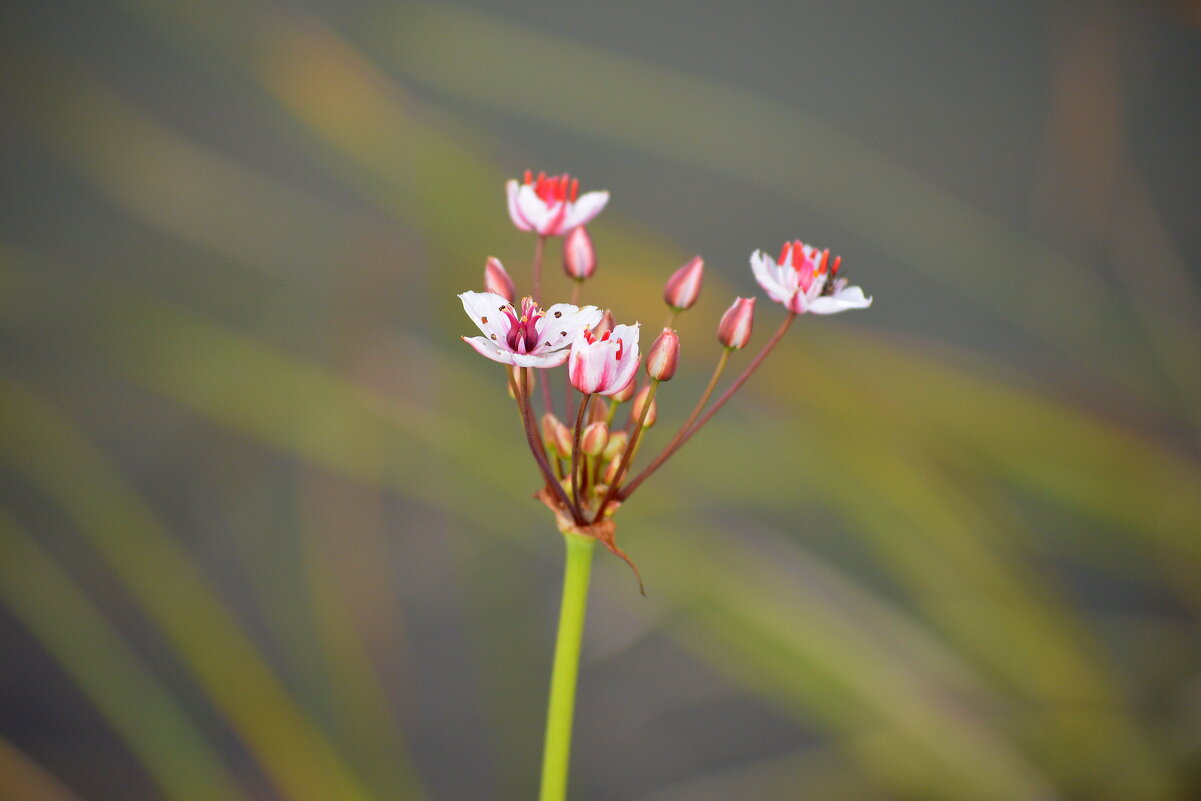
[460, 170, 871, 801]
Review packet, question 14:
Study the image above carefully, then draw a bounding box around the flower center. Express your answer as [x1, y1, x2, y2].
[524, 170, 580, 205]
[582, 327, 623, 360]
[778, 240, 843, 295]
[504, 297, 545, 353]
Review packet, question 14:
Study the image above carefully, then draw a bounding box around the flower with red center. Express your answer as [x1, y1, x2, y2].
[568, 323, 641, 396]
[460, 291, 601, 368]
[750, 241, 872, 314]
[506, 171, 610, 237]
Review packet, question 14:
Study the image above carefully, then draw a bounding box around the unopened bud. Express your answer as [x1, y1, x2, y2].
[541, 412, 562, 452]
[484, 257, 516, 302]
[562, 226, 596, 280]
[581, 421, 609, 457]
[717, 297, 755, 349]
[603, 430, 628, 462]
[593, 309, 615, 338]
[632, 385, 658, 427]
[508, 365, 534, 398]
[603, 455, 623, 485]
[554, 421, 574, 457]
[611, 374, 636, 403]
[587, 394, 608, 425]
[663, 256, 704, 310]
[646, 328, 680, 381]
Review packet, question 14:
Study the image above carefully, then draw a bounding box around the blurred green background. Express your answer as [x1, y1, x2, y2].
[2, 1, 1200, 799]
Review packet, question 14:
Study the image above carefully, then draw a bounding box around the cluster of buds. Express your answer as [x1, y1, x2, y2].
[461, 172, 871, 588]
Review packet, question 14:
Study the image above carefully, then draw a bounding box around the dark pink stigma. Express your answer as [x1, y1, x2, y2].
[504, 299, 545, 352]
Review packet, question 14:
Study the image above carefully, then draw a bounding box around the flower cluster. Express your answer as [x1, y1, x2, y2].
[461, 172, 871, 587]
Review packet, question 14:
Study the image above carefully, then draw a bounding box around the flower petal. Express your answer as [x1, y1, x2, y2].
[459, 291, 514, 340]
[750, 250, 794, 307]
[462, 336, 514, 364]
[562, 190, 609, 230]
[516, 184, 549, 232]
[806, 285, 873, 315]
[513, 350, 570, 368]
[506, 180, 533, 231]
[536, 304, 602, 353]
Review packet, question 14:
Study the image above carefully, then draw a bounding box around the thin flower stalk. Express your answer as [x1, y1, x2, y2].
[618, 313, 796, 502]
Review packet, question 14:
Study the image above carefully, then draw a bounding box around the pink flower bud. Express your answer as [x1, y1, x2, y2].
[587, 395, 608, 425]
[603, 430, 628, 462]
[484, 257, 516, 302]
[611, 374, 636, 403]
[646, 328, 680, 381]
[663, 256, 704, 310]
[562, 226, 596, 280]
[541, 412, 561, 452]
[554, 420, 574, 457]
[632, 385, 657, 427]
[603, 454, 623, 485]
[717, 297, 755, 349]
[593, 309, 615, 338]
[581, 421, 609, 457]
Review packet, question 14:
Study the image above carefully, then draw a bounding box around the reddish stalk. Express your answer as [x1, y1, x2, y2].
[569, 393, 591, 515]
[618, 313, 795, 502]
[594, 379, 660, 522]
[513, 367, 581, 523]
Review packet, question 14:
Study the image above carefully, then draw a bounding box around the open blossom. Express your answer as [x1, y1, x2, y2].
[750, 241, 872, 314]
[506, 171, 609, 237]
[460, 291, 601, 368]
[569, 323, 641, 395]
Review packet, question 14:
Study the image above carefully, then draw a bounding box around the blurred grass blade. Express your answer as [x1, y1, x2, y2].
[0, 383, 382, 801]
[0, 736, 88, 801]
[0, 508, 250, 801]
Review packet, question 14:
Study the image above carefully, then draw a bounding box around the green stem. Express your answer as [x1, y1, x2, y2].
[539, 533, 596, 801]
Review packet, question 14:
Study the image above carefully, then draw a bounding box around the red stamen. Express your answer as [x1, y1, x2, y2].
[831, 255, 841, 274]
[523, 169, 532, 184]
[778, 242, 789, 265]
[570, 178, 579, 201]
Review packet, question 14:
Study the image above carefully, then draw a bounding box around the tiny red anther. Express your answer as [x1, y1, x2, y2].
[778, 241, 789, 264]
[523, 169, 532, 184]
[570, 177, 579, 201]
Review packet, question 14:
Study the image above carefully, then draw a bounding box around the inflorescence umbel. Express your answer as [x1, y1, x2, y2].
[461, 171, 871, 591]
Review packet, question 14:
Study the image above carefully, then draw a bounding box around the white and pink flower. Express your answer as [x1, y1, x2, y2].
[506, 171, 609, 237]
[460, 291, 601, 368]
[568, 323, 641, 396]
[750, 241, 872, 315]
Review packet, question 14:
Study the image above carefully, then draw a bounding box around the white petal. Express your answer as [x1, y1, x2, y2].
[506, 180, 533, 231]
[516, 184, 550, 231]
[562, 190, 609, 230]
[807, 285, 873, 315]
[513, 350, 569, 368]
[462, 336, 514, 364]
[459, 291, 514, 340]
[536, 304, 602, 353]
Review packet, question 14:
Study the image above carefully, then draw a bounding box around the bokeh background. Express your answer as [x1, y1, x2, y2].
[2, 1, 1201, 799]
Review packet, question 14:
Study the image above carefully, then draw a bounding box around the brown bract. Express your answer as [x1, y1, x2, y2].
[536, 487, 644, 595]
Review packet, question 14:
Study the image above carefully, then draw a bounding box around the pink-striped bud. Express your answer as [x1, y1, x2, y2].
[541, 412, 561, 452]
[646, 328, 680, 381]
[717, 297, 755, 350]
[562, 226, 596, 280]
[603, 430, 628, 462]
[663, 256, 704, 310]
[554, 420, 574, 457]
[581, 421, 609, 457]
[593, 309, 615, 338]
[587, 394, 608, 425]
[484, 257, 516, 302]
[611, 374, 636, 403]
[632, 385, 658, 427]
[603, 454, 624, 485]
